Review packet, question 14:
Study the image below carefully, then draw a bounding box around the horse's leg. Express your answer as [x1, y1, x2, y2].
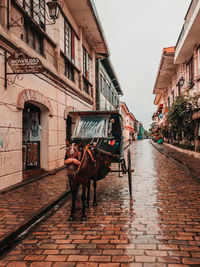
[81, 184, 87, 221]
[68, 176, 72, 191]
[85, 179, 91, 208]
[69, 183, 78, 221]
[93, 179, 97, 206]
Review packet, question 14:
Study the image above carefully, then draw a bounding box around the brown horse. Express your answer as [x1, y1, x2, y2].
[64, 141, 111, 221]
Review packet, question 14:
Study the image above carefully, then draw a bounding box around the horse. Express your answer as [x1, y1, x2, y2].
[64, 140, 112, 221]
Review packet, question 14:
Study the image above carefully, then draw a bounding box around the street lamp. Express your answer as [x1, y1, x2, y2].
[47, 0, 61, 22]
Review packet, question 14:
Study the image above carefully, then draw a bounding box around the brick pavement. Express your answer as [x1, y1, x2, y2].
[0, 168, 69, 246]
[151, 141, 200, 179]
[1, 140, 200, 266]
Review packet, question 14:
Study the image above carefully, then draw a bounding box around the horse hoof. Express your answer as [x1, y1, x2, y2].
[85, 202, 89, 208]
[93, 202, 97, 207]
[68, 216, 75, 221]
[81, 216, 87, 221]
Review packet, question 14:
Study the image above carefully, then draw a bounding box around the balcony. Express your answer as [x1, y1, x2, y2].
[175, 0, 200, 64]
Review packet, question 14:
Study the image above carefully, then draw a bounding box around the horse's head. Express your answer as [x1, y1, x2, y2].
[65, 141, 81, 160]
[64, 141, 82, 177]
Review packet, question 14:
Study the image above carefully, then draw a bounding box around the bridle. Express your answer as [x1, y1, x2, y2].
[66, 143, 81, 160]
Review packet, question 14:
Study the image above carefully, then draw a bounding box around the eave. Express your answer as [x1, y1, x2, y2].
[175, 1, 200, 64]
[65, 0, 110, 56]
[153, 47, 176, 95]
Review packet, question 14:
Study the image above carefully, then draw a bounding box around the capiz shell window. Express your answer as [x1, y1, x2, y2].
[72, 117, 108, 138]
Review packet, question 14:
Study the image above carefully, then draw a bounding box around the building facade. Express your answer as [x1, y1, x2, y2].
[96, 57, 123, 111]
[0, 0, 109, 189]
[153, 0, 200, 151]
[119, 101, 137, 143]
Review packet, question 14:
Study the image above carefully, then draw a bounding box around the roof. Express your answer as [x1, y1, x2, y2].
[101, 58, 123, 96]
[66, 0, 110, 56]
[127, 112, 136, 121]
[120, 101, 129, 113]
[153, 47, 176, 95]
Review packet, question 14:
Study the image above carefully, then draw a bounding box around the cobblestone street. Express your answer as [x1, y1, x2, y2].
[1, 140, 200, 266]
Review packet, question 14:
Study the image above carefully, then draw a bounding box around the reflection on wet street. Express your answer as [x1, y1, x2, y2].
[2, 140, 200, 266]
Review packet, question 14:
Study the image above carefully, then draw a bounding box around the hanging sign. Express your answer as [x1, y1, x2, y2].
[7, 48, 43, 74]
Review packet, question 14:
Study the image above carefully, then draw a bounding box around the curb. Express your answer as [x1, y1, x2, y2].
[150, 141, 200, 183]
[0, 190, 71, 256]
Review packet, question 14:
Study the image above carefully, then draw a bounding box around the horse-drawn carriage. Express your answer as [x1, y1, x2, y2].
[64, 110, 133, 221]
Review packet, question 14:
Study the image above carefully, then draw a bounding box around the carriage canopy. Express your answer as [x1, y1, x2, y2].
[69, 110, 123, 140]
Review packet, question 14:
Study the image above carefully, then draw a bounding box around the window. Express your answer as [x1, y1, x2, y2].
[187, 56, 194, 86]
[83, 47, 91, 80]
[65, 60, 74, 81]
[103, 79, 107, 98]
[23, 0, 45, 30]
[167, 97, 170, 108]
[24, 22, 44, 55]
[172, 90, 174, 103]
[20, 0, 45, 54]
[100, 74, 104, 92]
[83, 79, 89, 94]
[64, 20, 75, 63]
[111, 90, 114, 105]
[108, 86, 111, 102]
[63, 19, 75, 81]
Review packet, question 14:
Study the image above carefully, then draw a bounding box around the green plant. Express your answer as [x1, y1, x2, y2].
[167, 94, 199, 143]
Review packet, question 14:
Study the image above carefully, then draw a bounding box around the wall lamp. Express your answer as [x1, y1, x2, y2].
[46, 0, 61, 22]
[7, 0, 61, 29]
[178, 76, 185, 86]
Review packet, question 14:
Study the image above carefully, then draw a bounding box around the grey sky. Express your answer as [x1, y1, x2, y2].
[94, 0, 191, 130]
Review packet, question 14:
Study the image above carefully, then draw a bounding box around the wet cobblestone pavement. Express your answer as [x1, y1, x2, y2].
[163, 145, 200, 178]
[151, 141, 200, 178]
[0, 169, 69, 243]
[1, 140, 200, 266]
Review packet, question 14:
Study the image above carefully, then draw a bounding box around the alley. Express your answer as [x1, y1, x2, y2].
[1, 140, 200, 266]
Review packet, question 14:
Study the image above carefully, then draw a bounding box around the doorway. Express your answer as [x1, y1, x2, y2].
[22, 103, 43, 178]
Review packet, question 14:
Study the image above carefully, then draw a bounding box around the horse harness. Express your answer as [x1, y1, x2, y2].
[77, 144, 96, 172]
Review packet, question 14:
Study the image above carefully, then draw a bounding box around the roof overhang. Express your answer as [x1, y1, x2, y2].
[120, 101, 129, 113]
[101, 58, 123, 96]
[153, 47, 176, 95]
[127, 112, 135, 121]
[175, 1, 200, 64]
[65, 0, 109, 56]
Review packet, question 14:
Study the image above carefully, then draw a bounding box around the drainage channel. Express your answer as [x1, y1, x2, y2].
[0, 190, 71, 257]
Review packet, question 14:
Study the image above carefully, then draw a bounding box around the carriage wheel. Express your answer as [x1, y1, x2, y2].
[127, 148, 132, 197]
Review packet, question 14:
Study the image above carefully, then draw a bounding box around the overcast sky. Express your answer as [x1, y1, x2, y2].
[94, 0, 191, 130]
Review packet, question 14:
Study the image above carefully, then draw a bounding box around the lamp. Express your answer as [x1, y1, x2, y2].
[7, 0, 61, 28]
[178, 77, 185, 86]
[47, 0, 61, 22]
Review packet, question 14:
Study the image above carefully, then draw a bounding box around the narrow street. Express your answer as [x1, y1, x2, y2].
[1, 140, 200, 266]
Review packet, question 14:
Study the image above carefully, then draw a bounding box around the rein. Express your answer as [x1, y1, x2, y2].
[77, 144, 96, 172]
